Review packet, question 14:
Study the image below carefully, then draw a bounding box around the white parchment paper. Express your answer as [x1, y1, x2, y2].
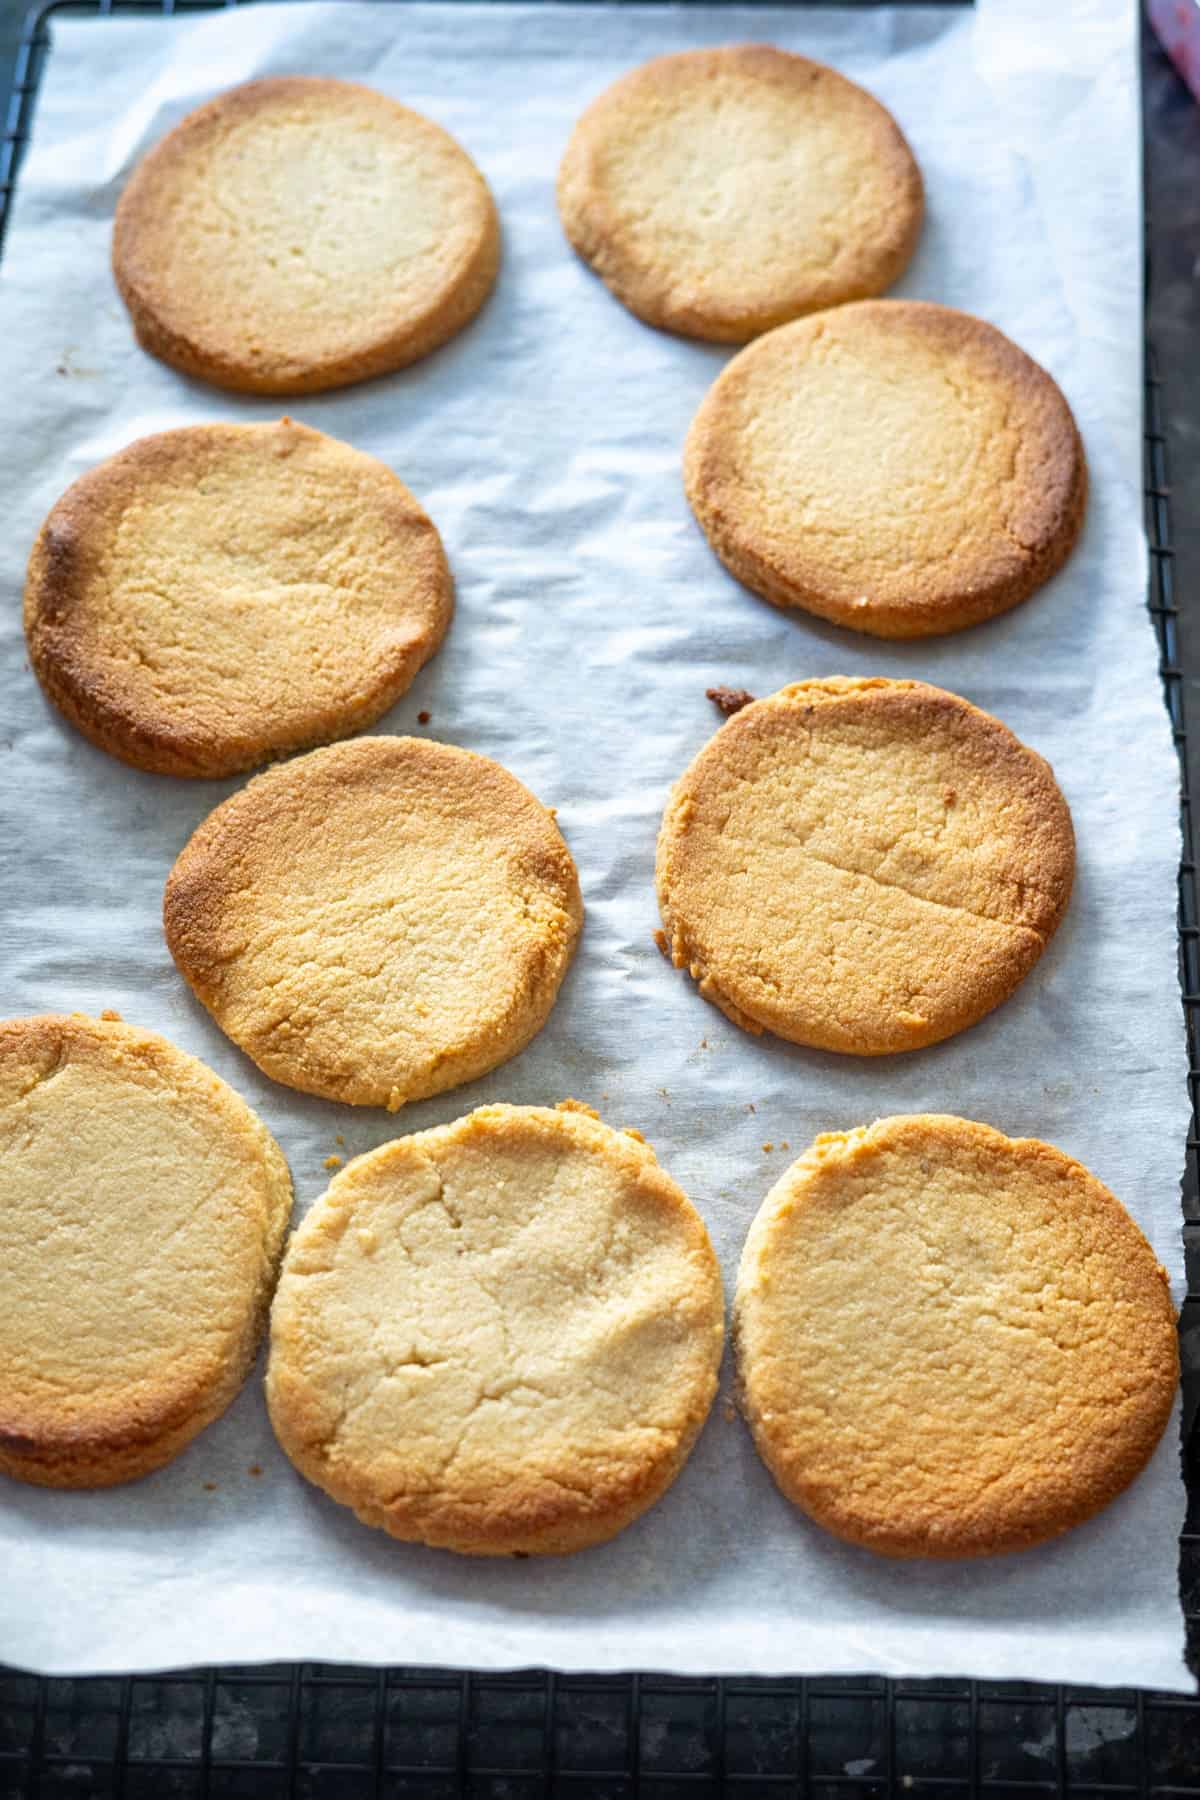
[0, 0, 1189, 1689]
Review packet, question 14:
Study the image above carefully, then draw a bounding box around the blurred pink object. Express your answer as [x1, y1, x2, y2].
[1149, 0, 1200, 99]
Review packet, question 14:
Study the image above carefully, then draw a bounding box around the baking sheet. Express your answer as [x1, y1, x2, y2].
[0, 0, 1189, 1690]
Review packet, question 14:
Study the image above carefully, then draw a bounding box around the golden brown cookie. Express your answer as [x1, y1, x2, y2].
[113, 77, 500, 395]
[656, 678, 1074, 1055]
[266, 1101, 724, 1554]
[684, 300, 1086, 637]
[734, 1114, 1178, 1557]
[558, 45, 922, 341]
[164, 736, 583, 1108]
[24, 420, 452, 778]
[0, 1013, 292, 1489]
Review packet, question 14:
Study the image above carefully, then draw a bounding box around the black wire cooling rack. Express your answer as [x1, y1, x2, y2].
[2, 2, 1200, 1794]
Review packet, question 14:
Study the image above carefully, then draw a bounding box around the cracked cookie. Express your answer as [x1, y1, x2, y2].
[0, 1012, 291, 1489]
[558, 45, 922, 342]
[655, 678, 1074, 1055]
[734, 1114, 1178, 1557]
[24, 419, 452, 778]
[265, 1101, 724, 1554]
[164, 737, 583, 1108]
[113, 76, 500, 395]
[684, 299, 1086, 636]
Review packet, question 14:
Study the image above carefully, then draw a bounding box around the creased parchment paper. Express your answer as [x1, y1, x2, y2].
[0, 0, 1188, 1689]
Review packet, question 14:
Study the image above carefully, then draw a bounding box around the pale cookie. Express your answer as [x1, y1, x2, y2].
[656, 678, 1074, 1055]
[0, 1013, 291, 1489]
[558, 45, 922, 341]
[734, 1115, 1178, 1557]
[113, 77, 500, 395]
[164, 737, 583, 1108]
[685, 300, 1087, 637]
[266, 1101, 724, 1553]
[24, 420, 452, 778]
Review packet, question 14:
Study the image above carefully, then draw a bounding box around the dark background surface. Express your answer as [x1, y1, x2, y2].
[1147, 6, 1200, 834]
[1, 3, 1199, 1794]
[0, 0, 19, 87]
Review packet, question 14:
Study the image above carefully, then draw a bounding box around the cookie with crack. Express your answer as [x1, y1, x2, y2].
[684, 300, 1086, 637]
[0, 1013, 291, 1489]
[558, 45, 922, 341]
[266, 1101, 724, 1553]
[655, 678, 1074, 1055]
[24, 420, 452, 778]
[734, 1114, 1178, 1557]
[164, 736, 583, 1108]
[113, 76, 500, 394]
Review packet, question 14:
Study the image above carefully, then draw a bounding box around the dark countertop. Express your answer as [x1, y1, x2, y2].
[0, 0, 20, 69]
[1146, 12, 1200, 804]
[0, 0, 23, 122]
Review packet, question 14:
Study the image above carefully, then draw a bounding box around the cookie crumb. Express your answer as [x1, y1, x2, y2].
[762, 1141, 774, 1153]
[722, 1401, 737, 1423]
[335, 1134, 345, 1146]
[418, 710, 431, 725]
[203, 1481, 218, 1492]
[324, 1154, 342, 1170]
[248, 1464, 263, 1478]
[780, 1140, 790, 1152]
[557, 1097, 600, 1120]
[706, 685, 756, 717]
[653, 928, 669, 958]
[746, 1101, 757, 1114]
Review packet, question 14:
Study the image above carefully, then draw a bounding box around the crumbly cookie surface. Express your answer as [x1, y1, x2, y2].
[266, 1102, 724, 1554]
[113, 76, 500, 394]
[24, 420, 452, 778]
[684, 300, 1087, 636]
[558, 45, 922, 341]
[655, 678, 1074, 1055]
[0, 1013, 292, 1489]
[163, 737, 583, 1108]
[734, 1114, 1178, 1557]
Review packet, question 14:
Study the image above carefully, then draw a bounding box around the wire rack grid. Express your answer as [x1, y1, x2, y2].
[1, 1, 1199, 1794]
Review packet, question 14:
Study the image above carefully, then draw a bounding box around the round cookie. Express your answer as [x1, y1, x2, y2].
[655, 678, 1074, 1056]
[266, 1101, 724, 1554]
[734, 1115, 1179, 1558]
[164, 736, 583, 1108]
[113, 77, 500, 395]
[0, 1013, 292, 1489]
[24, 420, 453, 778]
[558, 45, 922, 342]
[684, 300, 1087, 637]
